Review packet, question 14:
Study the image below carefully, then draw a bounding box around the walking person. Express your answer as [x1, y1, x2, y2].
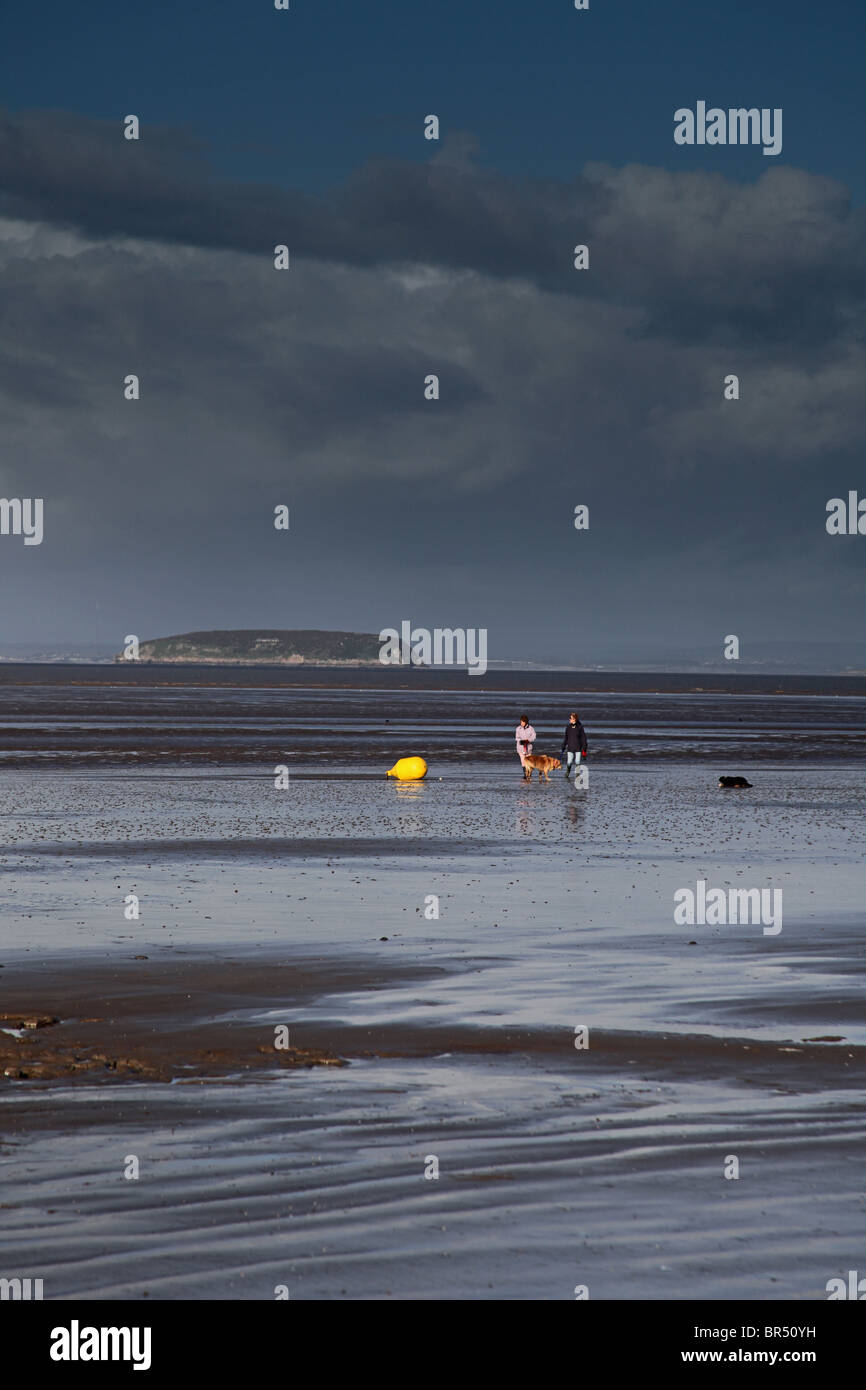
[561, 711, 588, 778]
[515, 714, 536, 778]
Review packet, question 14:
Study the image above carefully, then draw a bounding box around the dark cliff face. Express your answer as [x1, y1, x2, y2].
[118, 629, 382, 664]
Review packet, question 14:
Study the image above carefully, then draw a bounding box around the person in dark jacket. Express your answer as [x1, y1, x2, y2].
[561, 711, 588, 778]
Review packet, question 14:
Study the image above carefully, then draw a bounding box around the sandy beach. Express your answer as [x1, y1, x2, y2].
[1, 676, 864, 1300]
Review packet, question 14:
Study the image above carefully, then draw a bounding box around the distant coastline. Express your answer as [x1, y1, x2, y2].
[0, 628, 860, 678]
[113, 628, 383, 665]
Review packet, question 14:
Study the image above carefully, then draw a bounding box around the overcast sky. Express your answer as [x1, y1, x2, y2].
[0, 0, 864, 665]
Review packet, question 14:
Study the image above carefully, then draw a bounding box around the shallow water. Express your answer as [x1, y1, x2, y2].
[0, 686, 864, 1299]
[0, 683, 864, 767]
[2, 1047, 863, 1300]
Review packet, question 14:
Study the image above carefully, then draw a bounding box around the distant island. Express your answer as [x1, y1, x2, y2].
[115, 629, 382, 665]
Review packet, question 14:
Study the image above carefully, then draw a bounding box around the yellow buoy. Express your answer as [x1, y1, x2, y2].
[386, 756, 428, 780]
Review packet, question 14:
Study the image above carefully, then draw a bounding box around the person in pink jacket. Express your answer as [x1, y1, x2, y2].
[515, 715, 536, 774]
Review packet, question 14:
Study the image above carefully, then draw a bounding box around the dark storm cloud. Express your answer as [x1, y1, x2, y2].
[1, 107, 864, 651]
[2, 210, 862, 521]
[2, 109, 865, 354]
[0, 108, 586, 270]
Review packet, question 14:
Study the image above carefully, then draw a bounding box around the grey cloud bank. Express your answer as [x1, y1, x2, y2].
[0, 110, 863, 659]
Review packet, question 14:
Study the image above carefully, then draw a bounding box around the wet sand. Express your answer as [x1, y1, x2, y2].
[3, 946, 862, 1087]
[0, 940, 863, 1301]
[0, 954, 448, 1083]
[1, 692, 865, 1299]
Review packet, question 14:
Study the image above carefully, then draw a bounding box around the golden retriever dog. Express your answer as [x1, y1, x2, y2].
[523, 754, 562, 782]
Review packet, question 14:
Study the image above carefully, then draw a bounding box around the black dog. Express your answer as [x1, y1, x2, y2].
[719, 776, 752, 788]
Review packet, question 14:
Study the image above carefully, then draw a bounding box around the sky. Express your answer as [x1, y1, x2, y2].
[0, 0, 864, 666]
